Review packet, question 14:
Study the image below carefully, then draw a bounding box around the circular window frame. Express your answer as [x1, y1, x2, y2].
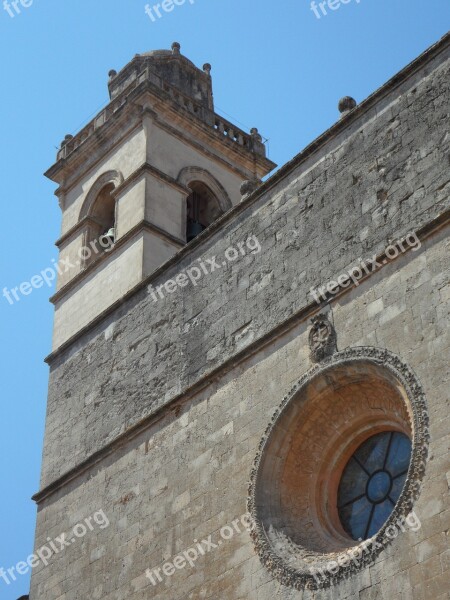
[247, 347, 429, 590]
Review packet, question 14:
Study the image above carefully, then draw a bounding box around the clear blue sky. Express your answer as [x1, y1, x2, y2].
[0, 0, 448, 597]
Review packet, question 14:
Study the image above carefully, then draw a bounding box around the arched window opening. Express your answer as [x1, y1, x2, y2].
[83, 183, 116, 267]
[186, 182, 222, 243]
[90, 183, 116, 242]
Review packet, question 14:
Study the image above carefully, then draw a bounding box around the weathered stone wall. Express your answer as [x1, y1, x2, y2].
[31, 37, 449, 600]
[31, 229, 449, 600]
[40, 43, 449, 487]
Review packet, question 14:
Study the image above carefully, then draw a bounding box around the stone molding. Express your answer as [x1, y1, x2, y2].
[49, 220, 185, 305]
[177, 166, 233, 213]
[79, 170, 124, 220]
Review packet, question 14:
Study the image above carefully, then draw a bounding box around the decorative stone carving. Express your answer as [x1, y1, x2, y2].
[240, 179, 261, 202]
[309, 313, 337, 362]
[250, 127, 262, 142]
[249, 128, 265, 156]
[338, 96, 357, 117]
[60, 134, 73, 148]
[247, 347, 429, 590]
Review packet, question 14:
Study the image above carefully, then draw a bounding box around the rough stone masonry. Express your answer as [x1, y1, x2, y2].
[29, 34, 449, 599]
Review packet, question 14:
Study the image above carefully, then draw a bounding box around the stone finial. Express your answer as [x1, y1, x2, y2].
[338, 96, 357, 116]
[250, 127, 263, 143]
[60, 134, 73, 148]
[108, 69, 117, 80]
[203, 63, 212, 76]
[172, 42, 181, 55]
[240, 179, 261, 201]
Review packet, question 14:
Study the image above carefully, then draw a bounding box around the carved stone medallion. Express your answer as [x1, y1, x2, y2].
[309, 313, 337, 362]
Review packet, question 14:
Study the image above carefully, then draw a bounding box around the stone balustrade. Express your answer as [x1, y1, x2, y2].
[57, 65, 267, 161]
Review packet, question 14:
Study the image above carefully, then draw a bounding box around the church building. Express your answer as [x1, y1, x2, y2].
[29, 34, 449, 599]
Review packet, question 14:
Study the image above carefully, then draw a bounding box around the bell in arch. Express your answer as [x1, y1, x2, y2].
[99, 227, 116, 247]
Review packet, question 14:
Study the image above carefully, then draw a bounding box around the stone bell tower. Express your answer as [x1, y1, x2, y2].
[46, 41, 275, 352]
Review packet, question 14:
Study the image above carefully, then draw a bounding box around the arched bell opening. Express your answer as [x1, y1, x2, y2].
[82, 182, 117, 267]
[186, 181, 223, 242]
[90, 183, 116, 240]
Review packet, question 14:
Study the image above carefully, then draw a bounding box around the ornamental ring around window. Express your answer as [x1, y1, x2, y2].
[247, 347, 429, 590]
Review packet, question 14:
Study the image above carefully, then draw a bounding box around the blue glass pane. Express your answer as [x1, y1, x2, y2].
[338, 458, 369, 507]
[385, 433, 412, 478]
[368, 500, 393, 537]
[354, 432, 391, 474]
[367, 471, 391, 503]
[338, 432, 412, 541]
[390, 472, 408, 502]
[339, 496, 372, 540]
